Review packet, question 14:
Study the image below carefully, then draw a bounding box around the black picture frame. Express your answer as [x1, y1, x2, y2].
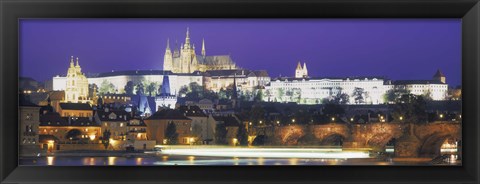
[1, 0, 479, 183]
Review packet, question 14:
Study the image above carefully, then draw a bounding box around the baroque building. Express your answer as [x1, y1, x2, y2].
[65, 56, 89, 103]
[163, 28, 237, 73]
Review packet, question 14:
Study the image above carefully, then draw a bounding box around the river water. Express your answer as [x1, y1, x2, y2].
[19, 147, 460, 166]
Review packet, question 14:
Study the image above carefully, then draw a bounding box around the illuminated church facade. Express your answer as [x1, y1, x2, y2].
[64, 56, 90, 103]
[163, 28, 237, 73]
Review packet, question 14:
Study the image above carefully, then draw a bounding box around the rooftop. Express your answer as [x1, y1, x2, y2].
[146, 109, 191, 120]
[59, 103, 92, 110]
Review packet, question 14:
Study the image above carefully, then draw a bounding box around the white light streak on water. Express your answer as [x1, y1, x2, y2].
[161, 148, 370, 159]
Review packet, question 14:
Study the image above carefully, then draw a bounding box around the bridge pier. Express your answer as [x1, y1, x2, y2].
[394, 124, 421, 157]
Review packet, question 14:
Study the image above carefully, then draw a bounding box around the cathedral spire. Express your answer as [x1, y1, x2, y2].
[185, 27, 191, 47]
[296, 62, 302, 70]
[75, 57, 80, 67]
[201, 38, 206, 56]
[166, 38, 170, 51]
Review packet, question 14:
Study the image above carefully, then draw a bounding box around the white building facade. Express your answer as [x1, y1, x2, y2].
[265, 77, 389, 105]
[52, 70, 203, 97]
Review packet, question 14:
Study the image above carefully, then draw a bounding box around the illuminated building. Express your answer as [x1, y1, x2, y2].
[155, 74, 177, 109]
[65, 56, 90, 103]
[19, 95, 41, 155]
[39, 112, 101, 142]
[58, 103, 93, 117]
[163, 28, 237, 73]
[144, 109, 193, 145]
[264, 64, 449, 104]
[94, 108, 131, 140]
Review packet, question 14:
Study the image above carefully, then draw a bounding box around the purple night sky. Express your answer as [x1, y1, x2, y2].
[20, 19, 461, 86]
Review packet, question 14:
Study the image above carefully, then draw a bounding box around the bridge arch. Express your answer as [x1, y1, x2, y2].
[320, 133, 346, 146]
[366, 133, 397, 151]
[418, 133, 459, 157]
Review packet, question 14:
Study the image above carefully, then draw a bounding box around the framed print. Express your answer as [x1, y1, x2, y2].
[1, 0, 479, 184]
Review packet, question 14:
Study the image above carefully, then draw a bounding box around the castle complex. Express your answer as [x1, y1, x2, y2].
[163, 28, 237, 73]
[50, 28, 449, 107]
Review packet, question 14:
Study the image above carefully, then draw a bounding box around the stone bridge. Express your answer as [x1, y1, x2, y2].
[266, 121, 461, 158]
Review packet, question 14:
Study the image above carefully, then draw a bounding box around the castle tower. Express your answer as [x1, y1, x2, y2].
[433, 69, 446, 84]
[163, 38, 173, 71]
[160, 75, 171, 96]
[155, 75, 177, 109]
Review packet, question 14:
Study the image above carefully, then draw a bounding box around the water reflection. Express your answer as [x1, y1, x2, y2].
[47, 156, 54, 165]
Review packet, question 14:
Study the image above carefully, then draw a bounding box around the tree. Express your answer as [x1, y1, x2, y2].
[236, 124, 248, 146]
[322, 103, 345, 117]
[384, 88, 409, 103]
[124, 81, 134, 95]
[102, 129, 111, 149]
[214, 123, 228, 145]
[331, 92, 350, 105]
[135, 83, 145, 95]
[254, 90, 264, 102]
[146, 82, 158, 96]
[165, 122, 179, 145]
[66, 129, 82, 140]
[276, 88, 285, 102]
[99, 80, 116, 94]
[391, 94, 428, 124]
[352, 87, 365, 104]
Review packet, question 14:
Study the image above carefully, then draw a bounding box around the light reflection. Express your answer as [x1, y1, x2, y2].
[108, 157, 116, 165]
[47, 156, 54, 165]
[289, 158, 299, 165]
[136, 157, 143, 165]
[161, 148, 369, 159]
[162, 155, 169, 161]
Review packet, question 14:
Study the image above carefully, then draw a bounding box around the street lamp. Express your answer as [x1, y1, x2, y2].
[350, 117, 354, 122]
[276, 121, 280, 125]
[399, 116, 403, 121]
[292, 119, 295, 123]
[331, 117, 335, 122]
[259, 121, 263, 124]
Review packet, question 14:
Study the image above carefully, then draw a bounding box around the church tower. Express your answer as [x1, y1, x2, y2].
[201, 39, 206, 57]
[302, 62, 308, 78]
[295, 62, 303, 78]
[163, 38, 173, 71]
[155, 75, 177, 109]
[433, 69, 446, 84]
[180, 27, 195, 73]
[65, 56, 89, 103]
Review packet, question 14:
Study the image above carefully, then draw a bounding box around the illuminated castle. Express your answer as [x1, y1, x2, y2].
[163, 28, 237, 73]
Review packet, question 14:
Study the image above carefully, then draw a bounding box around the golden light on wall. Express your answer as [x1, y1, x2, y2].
[89, 134, 96, 141]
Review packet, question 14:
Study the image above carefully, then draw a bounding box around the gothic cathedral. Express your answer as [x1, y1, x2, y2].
[163, 28, 237, 73]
